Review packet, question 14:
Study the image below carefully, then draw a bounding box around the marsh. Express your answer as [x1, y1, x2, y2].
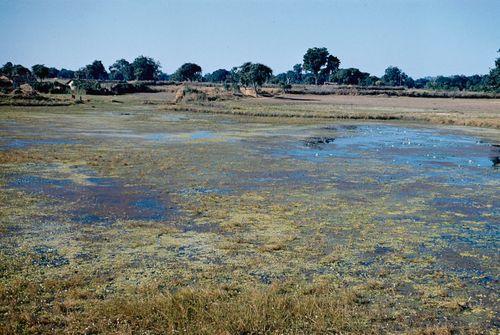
[0, 93, 498, 333]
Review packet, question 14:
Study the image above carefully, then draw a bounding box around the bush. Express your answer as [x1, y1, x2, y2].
[32, 81, 69, 94]
[71, 80, 154, 95]
[73, 80, 105, 95]
[110, 82, 153, 94]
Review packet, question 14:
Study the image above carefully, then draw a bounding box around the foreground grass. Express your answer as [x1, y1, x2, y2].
[0, 258, 373, 334]
[1, 252, 492, 335]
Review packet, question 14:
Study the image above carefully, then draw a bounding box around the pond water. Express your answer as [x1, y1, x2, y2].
[1, 116, 498, 305]
[8, 167, 175, 226]
[280, 124, 498, 169]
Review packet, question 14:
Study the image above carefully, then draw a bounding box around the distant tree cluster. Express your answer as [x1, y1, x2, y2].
[74, 56, 162, 81]
[203, 69, 231, 83]
[268, 48, 500, 92]
[0, 62, 31, 79]
[1, 48, 499, 93]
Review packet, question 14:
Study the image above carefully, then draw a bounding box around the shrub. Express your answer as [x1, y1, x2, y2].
[109, 82, 153, 95]
[73, 80, 106, 95]
[32, 81, 70, 94]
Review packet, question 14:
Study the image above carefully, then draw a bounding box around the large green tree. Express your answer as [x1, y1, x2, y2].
[381, 66, 413, 87]
[109, 59, 134, 81]
[132, 56, 161, 81]
[331, 68, 369, 85]
[237, 62, 273, 95]
[58, 68, 75, 79]
[0, 62, 14, 77]
[31, 64, 50, 81]
[173, 63, 202, 81]
[303, 47, 340, 85]
[205, 69, 230, 83]
[322, 55, 341, 78]
[1, 62, 31, 79]
[76, 60, 108, 80]
[47, 67, 59, 78]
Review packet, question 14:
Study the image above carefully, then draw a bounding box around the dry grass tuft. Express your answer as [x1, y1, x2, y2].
[0, 268, 376, 334]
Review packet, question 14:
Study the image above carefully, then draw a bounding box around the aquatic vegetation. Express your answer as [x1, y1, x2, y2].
[0, 98, 498, 333]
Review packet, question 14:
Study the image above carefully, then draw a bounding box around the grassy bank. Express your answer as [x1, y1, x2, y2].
[285, 84, 499, 99]
[163, 95, 500, 129]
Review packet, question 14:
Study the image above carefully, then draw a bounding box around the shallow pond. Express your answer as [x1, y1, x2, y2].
[0, 112, 498, 327]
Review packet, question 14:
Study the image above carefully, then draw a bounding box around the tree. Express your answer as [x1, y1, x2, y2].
[76, 60, 108, 80]
[321, 55, 341, 79]
[58, 68, 75, 79]
[1, 63, 32, 86]
[293, 64, 303, 82]
[132, 56, 161, 81]
[229, 66, 241, 87]
[381, 66, 413, 87]
[173, 63, 202, 81]
[270, 69, 302, 85]
[0, 62, 14, 77]
[270, 73, 288, 85]
[206, 69, 230, 83]
[237, 62, 253, 87]
[1, 63, 31, 78]
[109, 59, 134, 81]
[47, 67, 60, 78]
[303, 47, 340, 84]
[414, 77, 430, 89]
[331, 68, 369, 85]
[11, 64, 32, 78]
[361, 75, 380, 86]
[487, 49, 500, 91]
[158, 72, 169, 81]
[31, 64, 50, 81]
[237, 62, 273, 95]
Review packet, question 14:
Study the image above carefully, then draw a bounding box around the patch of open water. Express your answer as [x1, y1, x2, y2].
[282, 124, 499, 168]
[270, 124, 499, 188]
[8, 168, 175, 226]
[0, 138, 78, 150]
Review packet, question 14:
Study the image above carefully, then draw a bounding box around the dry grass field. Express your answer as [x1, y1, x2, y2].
[161, 84, 500, 129]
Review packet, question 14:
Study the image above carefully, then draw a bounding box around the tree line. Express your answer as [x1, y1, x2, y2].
[1, 48, 499, 92]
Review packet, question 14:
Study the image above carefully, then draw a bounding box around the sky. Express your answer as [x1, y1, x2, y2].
[0, 0, 499, 78]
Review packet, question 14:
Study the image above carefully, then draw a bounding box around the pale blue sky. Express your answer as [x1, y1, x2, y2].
[1, 0, 498, 78]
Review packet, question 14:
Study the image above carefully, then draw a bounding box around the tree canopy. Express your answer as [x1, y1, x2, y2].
[58, 68, 75, 79]
[204, 69, 231, 83]
[1, 62, 31, 79]
[303, 47, 340, 84]
[172, 63, 202, 81]
[331, 68, 370, 85]
[32, 64, 49, 80]
[237, 62, 273, 94]
[381, 66, 414, 87]
[47, 67, 59, 78]
[76, 60, 108, 80]
[132, 56, 161, 81]
[109, 59, 134, 81]
[2, 47, 499, 93]
[487, 49, 500, 90]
